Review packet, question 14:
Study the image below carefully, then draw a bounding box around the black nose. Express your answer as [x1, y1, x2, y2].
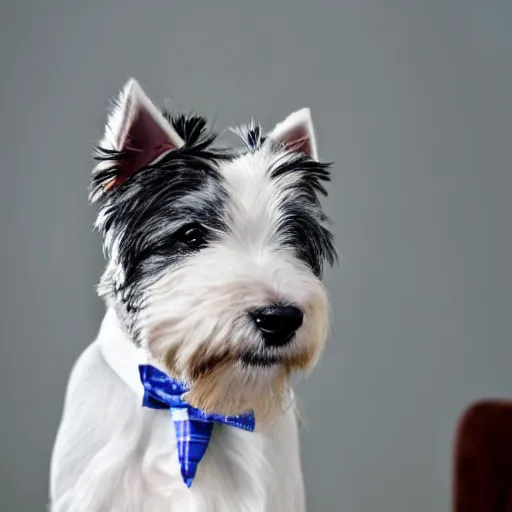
[251, 306, 304, 347]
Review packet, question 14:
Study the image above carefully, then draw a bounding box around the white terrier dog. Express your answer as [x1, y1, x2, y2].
[50, 79, 336, 512]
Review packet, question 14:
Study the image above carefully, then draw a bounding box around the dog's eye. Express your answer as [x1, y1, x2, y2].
[174, 223, 208, 249]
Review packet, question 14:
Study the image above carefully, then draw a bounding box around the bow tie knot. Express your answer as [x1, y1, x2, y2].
[139, 364, 255, 487]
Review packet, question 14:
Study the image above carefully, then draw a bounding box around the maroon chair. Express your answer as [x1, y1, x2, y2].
[454, 401, 512, 511]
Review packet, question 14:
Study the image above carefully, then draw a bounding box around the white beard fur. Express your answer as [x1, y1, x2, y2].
[49, 308, 306, 512]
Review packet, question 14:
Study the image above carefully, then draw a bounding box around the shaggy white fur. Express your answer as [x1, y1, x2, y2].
[50, 309, 306, 512]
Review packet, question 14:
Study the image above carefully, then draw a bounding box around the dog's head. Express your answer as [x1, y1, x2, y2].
[91, 79, 336, 420]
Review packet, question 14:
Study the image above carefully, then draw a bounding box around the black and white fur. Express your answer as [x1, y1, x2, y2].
[50, 79, 336, 511]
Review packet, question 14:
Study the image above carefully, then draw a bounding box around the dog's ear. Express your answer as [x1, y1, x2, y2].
[92, 78, 184, 198]
[269, 108, 318, 160]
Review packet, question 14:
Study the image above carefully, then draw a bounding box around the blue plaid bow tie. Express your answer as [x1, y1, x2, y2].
[139, 364, 256, 487]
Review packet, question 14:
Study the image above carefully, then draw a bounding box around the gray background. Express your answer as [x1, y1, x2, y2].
[1, 1, 511, 511]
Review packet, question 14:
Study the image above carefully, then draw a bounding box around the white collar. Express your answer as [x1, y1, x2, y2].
[97, 308, 150, 400]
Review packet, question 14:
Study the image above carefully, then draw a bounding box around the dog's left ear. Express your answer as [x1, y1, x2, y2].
[269, 108, 318, 160]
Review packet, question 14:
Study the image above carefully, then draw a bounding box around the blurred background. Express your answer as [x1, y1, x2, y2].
[1, 1, 511, 511]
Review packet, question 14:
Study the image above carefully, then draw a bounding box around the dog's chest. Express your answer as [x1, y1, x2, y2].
[117, 407, 302, 512]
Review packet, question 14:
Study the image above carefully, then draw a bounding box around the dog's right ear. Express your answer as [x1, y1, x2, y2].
[91, 78, 185, 201]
